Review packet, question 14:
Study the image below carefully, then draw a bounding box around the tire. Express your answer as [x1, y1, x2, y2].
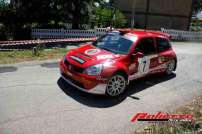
[106, 74, 127, 97]
[165, 59, 176, 75]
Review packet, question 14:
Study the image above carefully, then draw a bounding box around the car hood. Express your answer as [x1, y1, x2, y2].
[66, 44, 122, 67]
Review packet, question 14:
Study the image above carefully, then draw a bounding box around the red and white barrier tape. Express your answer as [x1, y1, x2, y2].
[0, 37, 97, 46]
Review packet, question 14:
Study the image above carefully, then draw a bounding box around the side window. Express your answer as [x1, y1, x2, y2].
[135, 38, 156, 55]
[156, 37, 171, 52]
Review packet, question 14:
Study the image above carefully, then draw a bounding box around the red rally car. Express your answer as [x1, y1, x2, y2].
[59, 29, 177, 97]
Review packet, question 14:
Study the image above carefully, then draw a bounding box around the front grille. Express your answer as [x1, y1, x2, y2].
[64, 58, 84, 73]
[61, 72, 84, 88]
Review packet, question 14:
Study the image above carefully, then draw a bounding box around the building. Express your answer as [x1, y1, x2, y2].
[114, 0, 193, 30]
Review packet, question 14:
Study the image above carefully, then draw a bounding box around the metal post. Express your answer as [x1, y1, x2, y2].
[111, 7, 116, 29]
[131, 0, 136, 28]
[109, 0, 114, 30]
[187, 0, 193, 30]
[32, 47, 37, 56]
[145, 0, 150, 30]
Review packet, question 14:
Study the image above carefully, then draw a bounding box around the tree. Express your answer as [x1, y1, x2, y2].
[68, 0, 104, 29]
[0, 0, 110, 40]
[12, 0, 105, 29]
[94, 7, 126, 28]
[12, 0, 53, 24]
[193, 0, 202, 15]
[0, 0, 16, 40]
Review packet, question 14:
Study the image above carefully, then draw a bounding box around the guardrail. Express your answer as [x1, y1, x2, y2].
[161, 28, 202, 41]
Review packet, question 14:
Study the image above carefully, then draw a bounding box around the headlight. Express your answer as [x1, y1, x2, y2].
[85, 64, 103, 75]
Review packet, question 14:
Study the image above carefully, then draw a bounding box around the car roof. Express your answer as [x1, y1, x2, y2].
[116, 29, 171, 39]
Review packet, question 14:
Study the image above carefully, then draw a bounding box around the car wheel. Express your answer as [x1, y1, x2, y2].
[106, 74, 127, 97]
[166, 59, 176, 75]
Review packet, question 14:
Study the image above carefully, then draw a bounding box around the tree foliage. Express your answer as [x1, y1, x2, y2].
[193, 0, 202, 15]
[0, 0, 126, 40]
[0, 0, 106, 29]
[95, 7, 126, 28]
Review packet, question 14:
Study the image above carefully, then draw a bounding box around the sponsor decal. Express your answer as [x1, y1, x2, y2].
[129, 63, 136, 72]
[129, 55, 166, 80]
[70, 56, 85, 64]
[85, 49, 100, 55]
[131, 112, 193, 122]
[159, 56, 170, 63]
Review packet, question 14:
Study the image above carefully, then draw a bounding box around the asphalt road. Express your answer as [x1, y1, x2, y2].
[0, 42, 202, 134]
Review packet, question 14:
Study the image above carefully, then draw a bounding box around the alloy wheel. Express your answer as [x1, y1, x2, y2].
[166, 60, 175, 75]
[106, 75, 126, 97]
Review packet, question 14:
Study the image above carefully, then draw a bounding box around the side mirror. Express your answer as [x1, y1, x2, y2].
[132, 52, 144, 58]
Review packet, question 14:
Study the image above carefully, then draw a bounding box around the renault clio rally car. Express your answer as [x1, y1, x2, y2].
[59, 29, 177, 97]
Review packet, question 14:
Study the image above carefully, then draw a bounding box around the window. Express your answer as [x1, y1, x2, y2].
[156, 37, 171, 52]
[92, 34, 134, 54]
[135, 38, 156, 55]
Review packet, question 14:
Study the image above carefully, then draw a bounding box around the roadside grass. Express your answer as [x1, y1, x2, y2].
[135, 96, 202, 134]
[0, 48, 68, 64]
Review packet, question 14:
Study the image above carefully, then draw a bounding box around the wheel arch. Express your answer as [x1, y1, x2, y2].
[113, 69, 129, 80]
[106, 69, 129, 97]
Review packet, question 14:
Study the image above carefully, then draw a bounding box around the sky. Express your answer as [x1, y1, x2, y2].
[3, 0, 10, 3]
[196, 11, 202, 20]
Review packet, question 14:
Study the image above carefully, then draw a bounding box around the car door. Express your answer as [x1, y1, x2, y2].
[155, 37, 172, 72]
[129, 37, 158, 80]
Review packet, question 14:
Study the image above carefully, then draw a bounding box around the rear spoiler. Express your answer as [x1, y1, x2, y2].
[117, 29, 131, 34]
[111, 29, 172, 39]
[119, 29, 171, 39]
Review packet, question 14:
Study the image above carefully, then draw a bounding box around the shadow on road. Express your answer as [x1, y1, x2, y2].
[57, 73, 176, 108]
[0, 66, 18, 73]
[40, 62, 58, 68]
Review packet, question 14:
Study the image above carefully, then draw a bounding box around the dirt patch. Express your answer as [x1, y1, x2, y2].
[0, 48, 68, 64]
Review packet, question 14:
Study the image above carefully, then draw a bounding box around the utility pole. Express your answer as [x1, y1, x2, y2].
[109, 0, 115, 30]
[144, 0, 150, 30]
[131, 0, 136, 28]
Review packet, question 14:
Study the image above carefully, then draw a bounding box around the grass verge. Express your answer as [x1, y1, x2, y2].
[135, 96, 202, 134]
[0, 48, 68, 64]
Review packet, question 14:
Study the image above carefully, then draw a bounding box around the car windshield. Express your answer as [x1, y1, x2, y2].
[92, 34, 134, 54]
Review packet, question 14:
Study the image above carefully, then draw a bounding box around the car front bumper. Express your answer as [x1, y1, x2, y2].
[60, 72, 107, 95]
[59, 59, 107, 95]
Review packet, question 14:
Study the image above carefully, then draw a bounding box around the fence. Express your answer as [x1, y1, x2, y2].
[161, 28, 202, 41]
[33, 28, 202, 41]
[32, 28, 108, 39]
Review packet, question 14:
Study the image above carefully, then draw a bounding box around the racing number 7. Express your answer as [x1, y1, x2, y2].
[138, 57, 150, 75]
[142, 60, 147, 72]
